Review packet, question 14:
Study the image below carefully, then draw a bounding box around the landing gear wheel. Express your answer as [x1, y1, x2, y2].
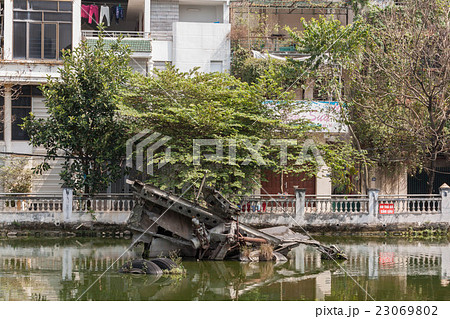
[151, 258, 178, 270]
[119, 259, 163, 275]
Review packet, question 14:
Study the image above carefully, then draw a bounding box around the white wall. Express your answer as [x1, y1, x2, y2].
[151, 40, 173, 62]
[172, 21, 230, 73]
[316, 165, 332, 196]
[179, 4, 223, 23]
[31, 97, 63, 194]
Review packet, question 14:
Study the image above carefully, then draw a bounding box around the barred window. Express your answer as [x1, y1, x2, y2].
[13, 0, 72, 60]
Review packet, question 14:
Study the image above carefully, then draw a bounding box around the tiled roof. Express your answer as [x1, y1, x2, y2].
[85, 38, 152, 53]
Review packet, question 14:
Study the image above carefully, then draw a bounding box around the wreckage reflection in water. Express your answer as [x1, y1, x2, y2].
[0, 237, 449, 301]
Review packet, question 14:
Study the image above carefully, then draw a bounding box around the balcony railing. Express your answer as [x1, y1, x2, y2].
[82, 31, 152, 53]
[0, 192, 444, 216]
[82, 30, 150, 39]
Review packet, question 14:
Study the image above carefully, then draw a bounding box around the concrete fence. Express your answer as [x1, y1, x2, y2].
[239, 185, 450, 228]
[0, 184, 449, 228]
[0, 188, 133, 225]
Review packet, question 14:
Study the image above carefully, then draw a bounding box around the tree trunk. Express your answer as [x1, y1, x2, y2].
[426, 160, 436, 194]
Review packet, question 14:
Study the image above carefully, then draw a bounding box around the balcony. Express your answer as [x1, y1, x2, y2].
[80, 0, 151, 59]
[81, 30, 152, 57]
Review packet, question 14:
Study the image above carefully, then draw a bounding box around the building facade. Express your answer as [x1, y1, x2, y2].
[0, 0, 231, 193]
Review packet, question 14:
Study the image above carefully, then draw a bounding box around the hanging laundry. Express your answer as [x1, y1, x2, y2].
[88, 5, 99, 24]
[99, 5, 110, 26]
[81, 5, 90, 19]
[112, 4, 125, 24]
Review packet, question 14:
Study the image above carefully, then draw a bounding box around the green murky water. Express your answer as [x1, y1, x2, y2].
[0, 237, 449, 301]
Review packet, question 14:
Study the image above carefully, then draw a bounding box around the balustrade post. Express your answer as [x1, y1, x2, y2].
[368, 189, 379, 225]
[440, 183, 450, 222]
[63, 187, 73, 222]
[294, 187, 306, 225]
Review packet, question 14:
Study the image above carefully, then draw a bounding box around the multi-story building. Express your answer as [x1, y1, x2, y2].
[230, 0, 354, 196]
[0, 0, 231, 193]
[231, 0, 449, 195]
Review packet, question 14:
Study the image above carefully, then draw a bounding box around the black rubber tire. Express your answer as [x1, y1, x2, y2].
[151, 258, 178, 270]
[119, 259, 163, 275]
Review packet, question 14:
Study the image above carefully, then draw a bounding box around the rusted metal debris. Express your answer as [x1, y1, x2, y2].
[126, 180, 347, 261]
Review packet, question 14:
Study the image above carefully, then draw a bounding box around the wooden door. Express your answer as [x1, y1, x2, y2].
[261, 170, 316, 195]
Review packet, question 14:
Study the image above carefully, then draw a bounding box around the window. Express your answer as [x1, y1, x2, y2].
[210, 61, 223, 73]
[13, 1, 72, 60]
[11, 85, 33, 141]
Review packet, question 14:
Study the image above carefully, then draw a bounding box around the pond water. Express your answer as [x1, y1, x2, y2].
[0, 236, 449, 301]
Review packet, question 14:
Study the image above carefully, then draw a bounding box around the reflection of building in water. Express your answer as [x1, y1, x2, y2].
[343, 242, 449, 281]
[0, 240, 449, 300]
[291, 245, 322, 274]
[0, 243, 136, 301]
[315, 271, 332, 300]
[291, 241, 450, 292]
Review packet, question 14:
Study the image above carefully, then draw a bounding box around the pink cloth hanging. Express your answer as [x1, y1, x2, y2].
[81, 5, 90, 19]
[88, 5, 99, 24]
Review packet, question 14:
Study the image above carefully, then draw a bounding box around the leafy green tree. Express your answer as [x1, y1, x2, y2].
[286, 16, 372, 192]
[0, 157, 32, 193]
[23, 32, 132, 193]
[231, 46, 302, 89]
[352, 0, 449, 193]
[121, 66, 317, 198]
[287, 0, 450, 193]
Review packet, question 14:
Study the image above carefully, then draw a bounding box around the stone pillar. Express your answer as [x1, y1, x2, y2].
[223, 1, 230, 24]
[440, 183, 450, 222]
[294, 187, 306, 224]
[72, 0, 82, 48]
[316, 165, 332, 196]
[4, 85, 12, 152]
[3, 0, 13, 60]
[144, 0, 151, 38]
[63, 187, 73, 222]
[368, 188, 379, 224]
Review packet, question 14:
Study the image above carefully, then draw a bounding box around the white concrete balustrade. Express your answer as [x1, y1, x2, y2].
[0, 192, 133, 225]
[239, 194, 296, 214]
[240, 185, 450, 227]
[0, 185, 449, 227]
[0, 194, 63, 213]
[378, 195, 441, 214]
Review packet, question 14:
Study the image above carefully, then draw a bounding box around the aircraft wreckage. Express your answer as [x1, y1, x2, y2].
[126, 180, 347, 262]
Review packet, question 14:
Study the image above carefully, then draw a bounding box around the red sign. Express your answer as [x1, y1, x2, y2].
[379, 252, 395, 268]
[379, 203, 395, 214]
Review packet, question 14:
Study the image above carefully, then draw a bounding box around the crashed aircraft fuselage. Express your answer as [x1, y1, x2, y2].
[127, 181, 346, 261]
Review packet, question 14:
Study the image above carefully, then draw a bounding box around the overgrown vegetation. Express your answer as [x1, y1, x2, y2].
[285, 0, 449, 193]
[23, 29, 132, 194]
[231, 46, 302, 89]
[0, 158, 33, 193]
[121, 65, 316, 198]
